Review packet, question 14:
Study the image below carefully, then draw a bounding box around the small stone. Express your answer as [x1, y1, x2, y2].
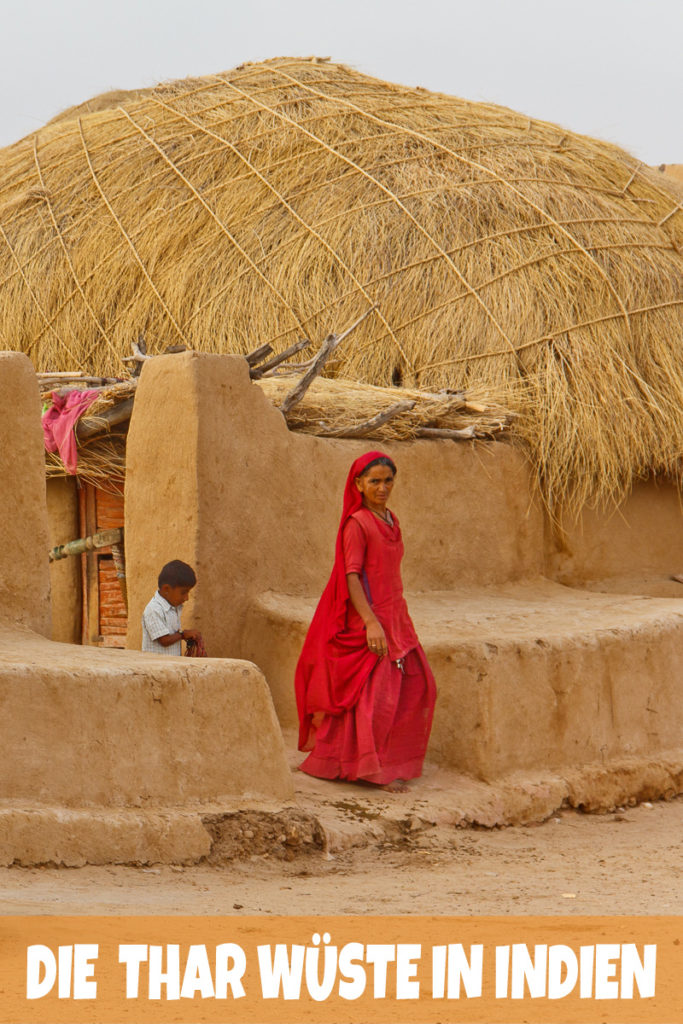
[244, 829, 254, 839]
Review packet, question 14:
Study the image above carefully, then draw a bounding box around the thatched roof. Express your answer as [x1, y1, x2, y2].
[1, 57, 682, 510]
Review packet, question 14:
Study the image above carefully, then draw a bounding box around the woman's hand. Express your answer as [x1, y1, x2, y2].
[346, 572, 388, 656]
[365, 619, 388, 657]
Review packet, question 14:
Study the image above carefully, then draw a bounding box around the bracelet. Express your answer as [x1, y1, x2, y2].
[178, 629, 184, 638]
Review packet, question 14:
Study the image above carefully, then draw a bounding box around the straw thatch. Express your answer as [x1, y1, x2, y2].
[2, 57, 683, 510]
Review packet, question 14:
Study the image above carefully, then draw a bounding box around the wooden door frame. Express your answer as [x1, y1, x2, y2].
[78, 483, 101, 646]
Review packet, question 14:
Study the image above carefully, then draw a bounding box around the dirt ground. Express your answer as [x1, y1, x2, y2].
[1, 782, 681, 918]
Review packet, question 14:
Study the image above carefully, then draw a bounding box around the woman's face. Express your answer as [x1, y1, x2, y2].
[355, 464, 395, 508]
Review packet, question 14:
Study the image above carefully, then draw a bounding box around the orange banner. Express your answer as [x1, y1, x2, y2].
[0, 915, 680, 1023]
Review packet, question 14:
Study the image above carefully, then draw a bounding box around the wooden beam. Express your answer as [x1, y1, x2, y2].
[76, 398, 135, 439]
[245, 342, 273, 366]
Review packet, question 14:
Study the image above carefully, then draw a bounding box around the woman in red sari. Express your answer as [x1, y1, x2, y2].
[295, 451, 436, 792]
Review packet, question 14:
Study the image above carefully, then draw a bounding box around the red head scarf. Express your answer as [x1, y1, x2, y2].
[294, 451, 394, 749]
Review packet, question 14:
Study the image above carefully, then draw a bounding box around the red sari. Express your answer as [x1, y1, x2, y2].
[294, 452, 436, 785]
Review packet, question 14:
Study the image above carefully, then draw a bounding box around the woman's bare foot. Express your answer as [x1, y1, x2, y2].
[383, 778, 409, 793]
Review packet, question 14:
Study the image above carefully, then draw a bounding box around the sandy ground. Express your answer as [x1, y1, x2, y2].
[1, 790, 682, 918]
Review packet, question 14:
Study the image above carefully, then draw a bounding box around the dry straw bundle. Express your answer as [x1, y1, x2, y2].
[41, 379, 135, 488]
[255, 376, 514, 440]
[44, 436, 126, 490]
[39, 367, 513, 483]
[2, 57, 682, 510]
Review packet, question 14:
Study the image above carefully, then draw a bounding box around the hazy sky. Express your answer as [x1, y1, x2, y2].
[1, 0, 681, 163]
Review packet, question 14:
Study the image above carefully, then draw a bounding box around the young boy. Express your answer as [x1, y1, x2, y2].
[141, 560, 201, 655]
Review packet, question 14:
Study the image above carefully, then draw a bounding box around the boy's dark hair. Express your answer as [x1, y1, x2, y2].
[158, 560, 197, 589]
[359, 456, 397, 477]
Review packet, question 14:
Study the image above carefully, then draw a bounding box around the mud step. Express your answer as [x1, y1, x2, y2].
[247, 579, 683, 781]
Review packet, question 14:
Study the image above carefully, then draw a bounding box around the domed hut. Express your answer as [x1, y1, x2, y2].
[0, 56, 682, 514]
[1, 60, 683, 815]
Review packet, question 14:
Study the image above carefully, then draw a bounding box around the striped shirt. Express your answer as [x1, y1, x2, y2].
[141, 591, 182, 655]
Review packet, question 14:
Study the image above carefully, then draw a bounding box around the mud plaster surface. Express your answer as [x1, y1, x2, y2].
[1, 787, 681, 917]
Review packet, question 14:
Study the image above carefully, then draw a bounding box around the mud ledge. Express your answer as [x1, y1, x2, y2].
[2, 751, 682, 867]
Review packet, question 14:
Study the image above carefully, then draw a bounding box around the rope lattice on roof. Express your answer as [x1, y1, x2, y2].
[2, 57, 683, 511]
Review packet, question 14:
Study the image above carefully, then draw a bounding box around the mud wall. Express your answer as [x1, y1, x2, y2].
[125, 352, 545, 652]
[0, 352, 50, 636]
[0, 352, 296, 866]
[46, 477, 81, 643]
[547, 479, 683, 595]
[123, 354, 683, 788]
[126, 352, 682, 654]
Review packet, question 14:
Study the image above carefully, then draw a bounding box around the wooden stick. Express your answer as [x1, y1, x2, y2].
[280, 337, 338, 415]
[76, 398, 135, 439]
[249, 338, 310, 378]
[331, 305, 377, 346]
[121, 341, 152, 364]
[280, 308, 376, 415]
[415, 425, 477, 440]
[111, 541, 128, 612]
[245, 342, 273, 366]
[318, 400, 416, 437]
[38, 375, 119, 387]
[38, 371, 86, 378]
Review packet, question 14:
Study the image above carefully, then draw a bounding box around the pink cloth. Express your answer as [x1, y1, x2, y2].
[42, 389, 99, 474]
